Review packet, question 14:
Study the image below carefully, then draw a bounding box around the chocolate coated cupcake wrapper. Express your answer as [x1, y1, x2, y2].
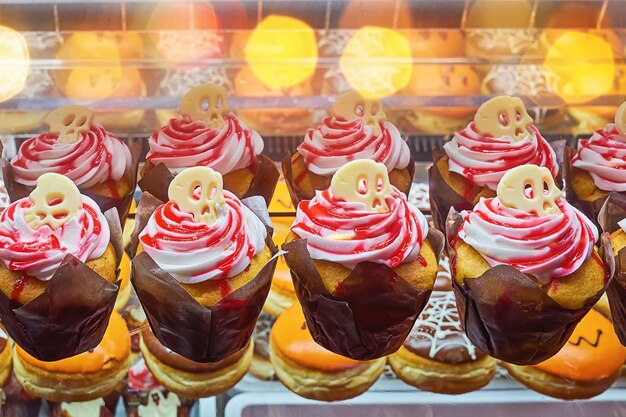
[563, 146, 626, 227]
[138, 154, 280, 207]
[282, 228, 445, 361]
[598, 194, 626, 345]
[2, 141, 141, 225]
[282, 152, 415, 207]
[131, 196, 278, 363]
[447, 209, 614, 365]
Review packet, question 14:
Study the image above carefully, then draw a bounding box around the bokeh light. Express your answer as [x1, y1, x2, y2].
[340, 26, 412, 99]
[244, 15, 317, 90]
[0, 25, 29, 103]
[148, 1, 222, 63]
[543, 31, 615, 104]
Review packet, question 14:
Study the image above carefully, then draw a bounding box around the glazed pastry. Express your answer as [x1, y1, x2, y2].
[568, 102, 626, 211]
[430, 95, 559, 231]
[284, 159, 443, 359]
[132, 166, 277, 363]
[285, 90, 414, 204]
[140, 327, 252, 399]
[141, 83, 279, 204]
[503, 309, 625, 399]
[394, 64, 482, 134]
[389, 289, 496, 394]
[0, 326, 11, 386]
[0, 173, 117, 305]
[123, 356, 195, 417]
[10, 105, 135, 202]
[270, 304, 385, 401]
[13, 311, 131, 402]
[449, 164, 609, 364]
[234, 66, 313, 135]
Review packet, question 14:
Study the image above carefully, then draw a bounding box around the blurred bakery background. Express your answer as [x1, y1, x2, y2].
[1, 0, 626, 416]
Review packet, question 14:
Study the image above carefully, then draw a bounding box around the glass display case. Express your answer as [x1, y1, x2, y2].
[0, 1, 625, 416]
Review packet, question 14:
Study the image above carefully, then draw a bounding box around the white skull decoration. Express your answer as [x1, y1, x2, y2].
[168, 166, 225, 224]
[24, 173, 82, 230]
[331, 159, 393, 211]
[332, 90, 387, 134]
[474, 96, 534, 142]
[497, 165, 562, 216]
[179, 84, 231, 129]
[615, 101, 626, 138]
[45, 105, 93, 144]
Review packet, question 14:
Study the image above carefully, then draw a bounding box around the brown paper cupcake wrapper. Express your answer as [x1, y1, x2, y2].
[282, 152, 415, 207]
[563, 146, 626, 227]
[429, 142, 565, 235]
[282, 228, 445, 360]
[0, 208, 124, 361]
[2, 142, 141, 225]
[447, 209, 614, 365]
[598, 193, 626, 345]
[138, 154, 280, 207]
[131, 196, 278, 363]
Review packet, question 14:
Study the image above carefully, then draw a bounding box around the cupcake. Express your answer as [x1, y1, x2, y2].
[565, 101, 626, 222]
[270, 304, 385, 402]
[140, 83, 279, 205]
[7, 105, 138, 221]
[123, 356, 195, 417]
[283, 159, 444, 360]
[503, 309, 625, 399]
[13, 311, 130, 402]
[429, 95, 559, 232]
[284, 90, 414, 205]
[0, 173, 122, 361]
[140, 327, 252, 399]
[389, 289, 496, 394]
[132, 166, 278, 363]
[448, 164, 611, 364]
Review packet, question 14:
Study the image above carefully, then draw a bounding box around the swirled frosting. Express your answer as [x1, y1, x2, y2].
[297, 117, 411, 176]
[458, 197, 598, 284]
[0, 195, 110, 281]
[146, 113, 264, 174]
[291, 186, 428, 269]
[11, 122, 132, 189]
[139, 190, 267, 283]
[443, 122, 558, 190]
[571, 124, 626, 192]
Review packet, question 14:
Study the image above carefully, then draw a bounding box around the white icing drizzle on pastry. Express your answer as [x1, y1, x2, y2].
[60, 399, 105, 417]
[138, 389, 182, 417]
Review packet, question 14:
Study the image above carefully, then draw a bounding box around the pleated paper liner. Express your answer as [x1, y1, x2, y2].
[281, 152, 415, 207]
[139, 154, 280, 207]
[598, 193, 626, 345]
[282, 228, 444, 361]
[2, 141, 141, 226]
[447, 208, 614, 365]
[0, 208, 124, 361]
[131, 194, 278, 363]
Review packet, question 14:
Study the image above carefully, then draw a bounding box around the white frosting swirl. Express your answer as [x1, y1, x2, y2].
[572, 124, 626, 192]
[146, 113, 264, 175]
[297, 117, 411, 176]
[291, 186, 429, 269]
[0, 195, 110, 281]
[139, 190, 267, 284]
[619, 218, 626, 234]
[458, 197, 599, 284]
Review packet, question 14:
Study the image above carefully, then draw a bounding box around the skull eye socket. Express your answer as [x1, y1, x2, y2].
[498, 112, 509, 127]
[355, 103, 365, 118]
[76, 115, 87, 127]
[216, 96, 223, 109]
[376, 175, 384, 192]
[370, 103, 379, 116]
[201, 96, 210, 111]
[192, 185, 202, 200]
[357, 178, 368, 195]
[62, 114, 75, 127]
[524, 183, 534, 199]
[515, 107, 523, 121]
[47, 197, 63, 207]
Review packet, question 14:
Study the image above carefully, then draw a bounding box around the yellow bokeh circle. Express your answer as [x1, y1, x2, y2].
[340, 26, 412, 99]
[245, 15, 317, 90]
[0, 25, 29, 103]
[543, 31, 615, 104]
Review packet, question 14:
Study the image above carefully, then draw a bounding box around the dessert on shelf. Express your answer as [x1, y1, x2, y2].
[429, 95, 559, 231]
[448, 164, 610, 364]
[270, 304, 386, 402]
[284, 159, 444, 360]
[284, 90, 414, 205]
[503, 309, 625, 400]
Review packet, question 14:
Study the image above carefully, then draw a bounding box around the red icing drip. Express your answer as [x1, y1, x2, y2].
[417, 254, 427, 267]
[11, 275, 27, 301]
